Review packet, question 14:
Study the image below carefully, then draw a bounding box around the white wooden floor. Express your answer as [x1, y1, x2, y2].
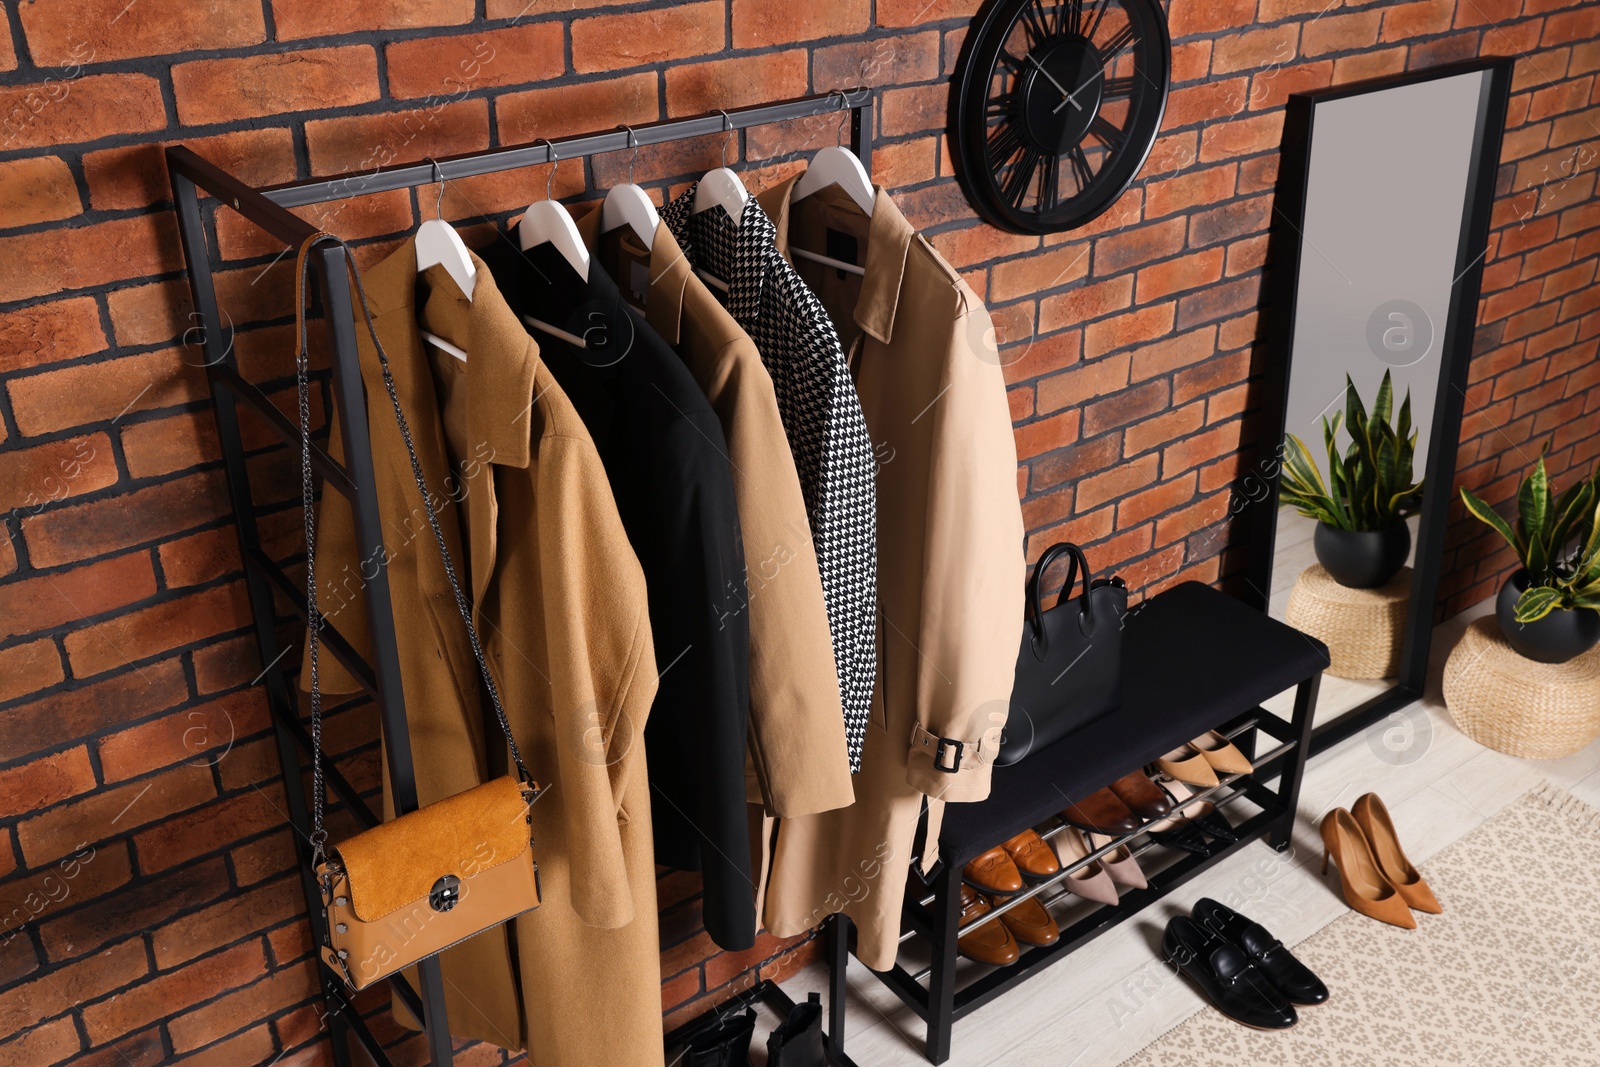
[772, 593, 1600, 1067]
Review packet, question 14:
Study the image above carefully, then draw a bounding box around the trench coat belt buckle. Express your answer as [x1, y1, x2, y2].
[909, 723, 994, 774]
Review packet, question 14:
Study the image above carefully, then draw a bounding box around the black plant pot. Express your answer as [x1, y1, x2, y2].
[1314, 522, 1411, 589]
[1495, 569, 1600, 664]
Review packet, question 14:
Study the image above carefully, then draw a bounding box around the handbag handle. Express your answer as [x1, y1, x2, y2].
[1026, 542, 1097, 657]
[292, 233, 533, 866]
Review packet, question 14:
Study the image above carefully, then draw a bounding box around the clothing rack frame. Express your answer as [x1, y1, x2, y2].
[164, 89, 874, 1067]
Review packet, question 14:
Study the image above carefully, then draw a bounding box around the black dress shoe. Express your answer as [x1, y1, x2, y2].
[1148, 823, 1213, 856]
[1192, 898, 1329, 1006]
[767, 991, 826, 1067]
[684, 1006, 755, 1067]
[1163, 915, 1298, 1030]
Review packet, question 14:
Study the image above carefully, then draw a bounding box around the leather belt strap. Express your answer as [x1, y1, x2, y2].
[909, 722, 997, 774]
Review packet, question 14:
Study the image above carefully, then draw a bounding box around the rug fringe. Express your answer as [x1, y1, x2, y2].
[1526, 779, 1600, 833]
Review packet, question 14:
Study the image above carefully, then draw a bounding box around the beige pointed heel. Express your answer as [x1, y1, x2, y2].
[1053, 828, 1121, 906]
[1319, 808, 1416, 929]
[1352, 793, 1441, 914]
[1089, 833, 1148, 889]
[1156, 743, 1220, 787]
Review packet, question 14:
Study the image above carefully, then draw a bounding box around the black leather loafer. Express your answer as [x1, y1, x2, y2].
[1163, 915, 1298, 1030]
[1192, 898, 1330, 1006]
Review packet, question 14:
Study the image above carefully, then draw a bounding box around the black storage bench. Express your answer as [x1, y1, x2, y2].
[824, 582, 1330, 1064]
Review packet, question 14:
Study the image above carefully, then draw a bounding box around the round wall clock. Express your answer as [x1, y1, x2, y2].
[952, 0, 1171, 234]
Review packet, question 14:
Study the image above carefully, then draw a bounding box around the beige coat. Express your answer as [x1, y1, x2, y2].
[574, 208, 856, 821]
[757, 180, 1026, 970]
[307, 239, 663, 1063]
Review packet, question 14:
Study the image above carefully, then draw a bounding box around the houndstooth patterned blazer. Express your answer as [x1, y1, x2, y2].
[662, 186, 877, 773]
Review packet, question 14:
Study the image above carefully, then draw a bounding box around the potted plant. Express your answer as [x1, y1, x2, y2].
[1460, 454, 1600, 664]
[1280, 371, 1424, 588]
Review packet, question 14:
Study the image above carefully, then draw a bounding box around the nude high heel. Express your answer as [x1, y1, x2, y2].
[1053, 828, 1121, 906]
[1352, 793, 1441, 914]
[1319, 808, 1416, 929]
[1088, 833, 1148, 889]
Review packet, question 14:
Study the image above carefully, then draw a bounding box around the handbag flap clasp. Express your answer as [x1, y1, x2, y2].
[333, 776, 532, 923]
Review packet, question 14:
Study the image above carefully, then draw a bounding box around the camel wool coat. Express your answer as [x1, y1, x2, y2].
[305, 238, 664, 1064]
[757, 180, 1027, 970]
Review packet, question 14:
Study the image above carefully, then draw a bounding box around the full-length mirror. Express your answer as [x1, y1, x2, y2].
[1248, 59, 1513, 750]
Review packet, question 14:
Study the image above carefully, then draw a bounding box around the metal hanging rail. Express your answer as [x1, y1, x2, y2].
[165, 88, 875, 1067]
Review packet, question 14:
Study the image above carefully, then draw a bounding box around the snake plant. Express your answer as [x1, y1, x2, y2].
[1460, 453, 1600, 623]
[1279, 371, 1424, 532]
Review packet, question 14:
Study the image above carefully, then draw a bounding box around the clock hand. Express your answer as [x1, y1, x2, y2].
[1053, 68, 1104, 114]
[1026, 52, 1075, 105]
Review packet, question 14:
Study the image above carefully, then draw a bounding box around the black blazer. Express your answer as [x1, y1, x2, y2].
[481, 239, 755, 950]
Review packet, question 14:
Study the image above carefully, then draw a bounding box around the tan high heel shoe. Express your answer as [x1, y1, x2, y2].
[1352, 793, 1441, 914]
[1320, 809, 1416, 929]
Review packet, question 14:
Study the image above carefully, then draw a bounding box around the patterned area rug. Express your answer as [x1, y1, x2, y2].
[1120, 784, 1600, 1067]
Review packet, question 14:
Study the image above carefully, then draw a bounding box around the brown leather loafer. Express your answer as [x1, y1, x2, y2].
[956, 885, 1020, 966]
[1001, 829, 1060, 882]
[1060, 787, 1141, 835]
[962, 845, 1025, 895]
[993, 894, 1060, 947]
[1108, 769, 1173, 820]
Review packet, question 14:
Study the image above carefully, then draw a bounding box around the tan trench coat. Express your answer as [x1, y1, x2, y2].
[757, 180, 1026, 970]
[307, 238, 664, 1063]
[574, 208, 856, 822]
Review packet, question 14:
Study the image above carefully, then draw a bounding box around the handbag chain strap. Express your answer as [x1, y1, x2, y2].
[292, 233, 533, 867]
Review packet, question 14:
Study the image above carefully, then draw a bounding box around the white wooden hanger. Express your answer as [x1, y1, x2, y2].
[416, 160, 472, 362]
[793, 93, 876, 217]
[517, 139, 590, 281]
[790, 95, 872, 278]
[692, 110, 749, 228]
[601, 125, 659, 251]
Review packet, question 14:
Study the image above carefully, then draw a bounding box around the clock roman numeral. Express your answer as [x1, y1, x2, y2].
[1069, 144, 1095, 191]
[986, 119, 1027, 167]
[1102, 76, 1136, 100]
[1002, 148, 1042, 209]
[987, 91, 1021, 119]
[1098, 23, 1138, 60]
[1082, 0, 1110, 41]
[1020, 0, 1052, 47]
[1061, 0, 1082, 34]
[1038, 151, 1061, 214]
[1089, 115, 1127, 152]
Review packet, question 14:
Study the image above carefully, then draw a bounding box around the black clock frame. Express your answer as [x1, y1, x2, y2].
[951, 0, 1171, 234]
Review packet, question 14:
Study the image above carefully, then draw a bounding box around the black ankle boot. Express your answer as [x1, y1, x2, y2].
[767, 992, 826, 1067]
[684, 1006, 755, 1067]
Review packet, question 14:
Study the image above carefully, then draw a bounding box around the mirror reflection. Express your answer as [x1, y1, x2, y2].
[1264, 71, 1490, 729]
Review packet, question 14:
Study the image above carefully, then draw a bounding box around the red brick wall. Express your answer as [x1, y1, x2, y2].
[0, 1, 1596, 1064]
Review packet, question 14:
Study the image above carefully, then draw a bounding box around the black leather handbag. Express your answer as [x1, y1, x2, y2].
[998, 542, 1127, 766]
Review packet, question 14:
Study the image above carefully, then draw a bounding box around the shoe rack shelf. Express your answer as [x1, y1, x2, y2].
[826, 582, 1329, 1064]
[913, 717, 1284, 954]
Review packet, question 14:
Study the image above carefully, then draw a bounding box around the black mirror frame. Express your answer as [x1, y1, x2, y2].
[1243, 56, 1516, 758]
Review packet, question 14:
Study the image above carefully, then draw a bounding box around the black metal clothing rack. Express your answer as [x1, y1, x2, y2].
[165, 89, 873, 1067]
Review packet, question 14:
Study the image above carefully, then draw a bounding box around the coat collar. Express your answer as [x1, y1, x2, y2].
[756, 175, 915, 346]
[575, 206, 694, 347]
[360, 236, 540, 470]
